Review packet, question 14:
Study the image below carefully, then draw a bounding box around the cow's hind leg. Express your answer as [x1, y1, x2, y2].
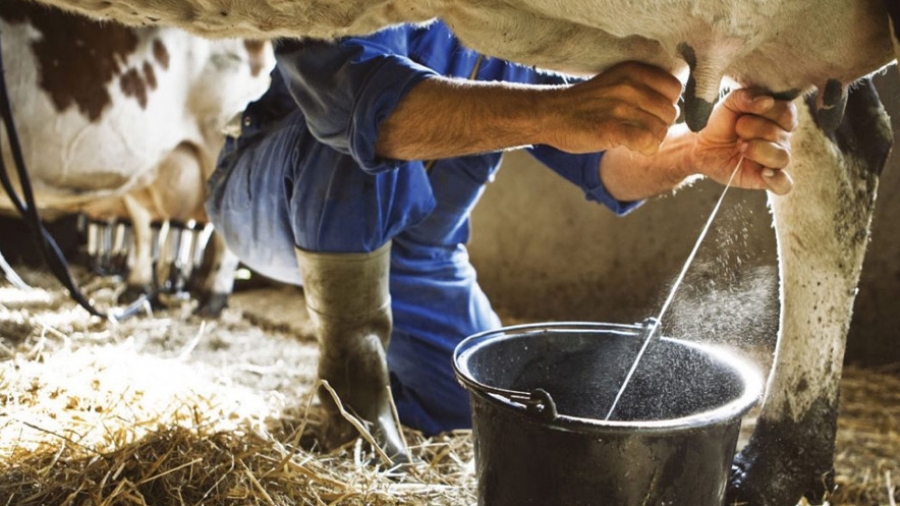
[193, 232, 239, 317]
[120, 194, 157, 305]
[728, 79, 891, 506]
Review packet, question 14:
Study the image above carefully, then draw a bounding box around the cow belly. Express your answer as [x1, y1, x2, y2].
[28, 0, 896, 108]
[29, 0, 438, 39]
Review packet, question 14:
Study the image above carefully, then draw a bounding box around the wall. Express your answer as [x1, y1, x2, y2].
[847, 71, 900, 365]
[469, 71, 900, 365]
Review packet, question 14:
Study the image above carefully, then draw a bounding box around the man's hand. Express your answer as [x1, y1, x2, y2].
[598, 86, 798, 202]
[691, 89, 798, 195]
[545, 62, 683, 157]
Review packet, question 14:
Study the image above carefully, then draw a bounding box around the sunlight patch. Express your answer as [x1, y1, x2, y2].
[0, 287, 54, 308]
[0, 341, 284, 461]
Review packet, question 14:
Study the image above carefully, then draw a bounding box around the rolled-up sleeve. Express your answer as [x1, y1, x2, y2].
[526, 144, 643, 216]
[274, 29, 438, 174]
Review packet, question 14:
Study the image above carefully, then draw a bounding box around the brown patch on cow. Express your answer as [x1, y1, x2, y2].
[0, 0, 29, 23]
[119, 68, 148, 109]
[0, 0, 158, 120]
[243, 40, 267, 77]
[152, 39, 170, 70]
[142, 61, 157, 90]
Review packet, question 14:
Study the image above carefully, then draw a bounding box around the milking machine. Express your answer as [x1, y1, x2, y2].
[82, 216, 133, 277]
[151, 219, 214, 299]
[80, 216, 214, 301]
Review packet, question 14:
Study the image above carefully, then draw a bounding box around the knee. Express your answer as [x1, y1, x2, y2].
[289, 162, 435, 253]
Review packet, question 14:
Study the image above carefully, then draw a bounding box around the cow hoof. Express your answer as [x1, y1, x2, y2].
[727, 419, 836, 506]
[194, 291, 228, 318]
[118, 284, 152, 305]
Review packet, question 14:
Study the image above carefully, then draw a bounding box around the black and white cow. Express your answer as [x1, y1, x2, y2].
[12, 1, 900, 504]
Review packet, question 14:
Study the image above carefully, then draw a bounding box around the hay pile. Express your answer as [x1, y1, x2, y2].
[0, 270, 897, 506]
[0, 421, 476, 506]
[0, 337, 475, 505]
[0, 272, 476, 506]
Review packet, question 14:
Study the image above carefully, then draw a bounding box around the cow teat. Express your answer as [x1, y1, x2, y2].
[813, 79, 848, 134]
[678, 43, 719, 132]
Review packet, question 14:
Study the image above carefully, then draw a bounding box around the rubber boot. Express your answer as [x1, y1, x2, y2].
[295, 242, 409, 462]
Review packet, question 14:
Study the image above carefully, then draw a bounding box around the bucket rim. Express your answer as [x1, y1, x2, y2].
[453, 321, 764, 433]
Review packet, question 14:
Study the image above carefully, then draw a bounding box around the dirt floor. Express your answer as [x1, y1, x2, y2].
[0, 267, 897, 505]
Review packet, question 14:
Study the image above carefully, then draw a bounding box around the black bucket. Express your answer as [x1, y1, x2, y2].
[453, 322, 763, 506]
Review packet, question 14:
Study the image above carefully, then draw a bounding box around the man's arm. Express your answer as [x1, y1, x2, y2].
[374, 62, 683, 160]
[376, 60, 796, 201]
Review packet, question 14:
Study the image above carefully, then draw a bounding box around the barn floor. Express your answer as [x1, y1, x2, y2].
[0, 267, 897, 506]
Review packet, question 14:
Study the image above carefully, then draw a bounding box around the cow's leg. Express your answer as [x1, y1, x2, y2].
[294, 242, 409, 462]
[194, 232, 239, 318]
[728, 79, 891, 506]
[120, 194, 156, 304]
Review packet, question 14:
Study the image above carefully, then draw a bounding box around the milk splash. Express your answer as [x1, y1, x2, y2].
[605, 158, 745, 421]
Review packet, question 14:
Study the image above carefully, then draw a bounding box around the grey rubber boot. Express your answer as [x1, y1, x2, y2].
[295, 242, 409, 462]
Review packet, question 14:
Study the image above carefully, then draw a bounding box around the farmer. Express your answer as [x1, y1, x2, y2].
[206, 20, 796, 460]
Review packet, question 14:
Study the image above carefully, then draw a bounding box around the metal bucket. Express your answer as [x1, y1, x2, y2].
[453, 322, 763, 506]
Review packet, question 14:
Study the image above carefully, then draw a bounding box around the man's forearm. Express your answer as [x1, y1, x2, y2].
[598, 123, 697, 202]
[374, 77, 561, 160]
[375, 73, 696, 202]
[375, 62, 683, 162]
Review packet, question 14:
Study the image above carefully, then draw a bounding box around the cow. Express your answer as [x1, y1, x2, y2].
[12, 1, 900, 505]
[0, 0, 273, 315]
[18, 1, 895, 130]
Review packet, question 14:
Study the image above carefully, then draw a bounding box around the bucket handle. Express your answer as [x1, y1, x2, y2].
[453, 321, 661, 422]
[461, 378, 559, 421]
